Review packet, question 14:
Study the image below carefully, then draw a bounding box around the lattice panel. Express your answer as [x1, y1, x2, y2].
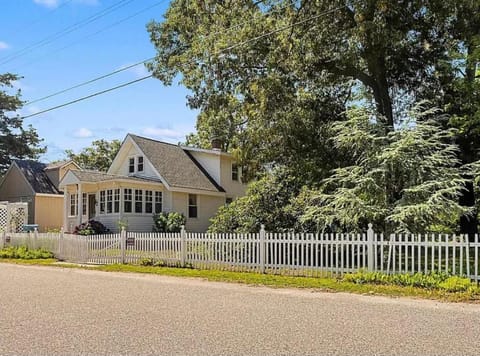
[9, 206, 27, 232]
[0, 205, 7, 232]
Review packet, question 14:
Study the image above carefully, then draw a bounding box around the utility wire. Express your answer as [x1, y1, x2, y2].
[12, 0, 168, 74]
[25, 0, 291, 105]
[22, 75, 153, 119]
[0, 0, 135, 66]
[21, 5, 343, 119]
[26, 58, 155, 106]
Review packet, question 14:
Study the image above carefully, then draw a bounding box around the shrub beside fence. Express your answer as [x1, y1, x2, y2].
[1, 225, 479, 281]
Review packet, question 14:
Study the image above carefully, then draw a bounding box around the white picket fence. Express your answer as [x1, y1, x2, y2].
[2, 225, 479, 281]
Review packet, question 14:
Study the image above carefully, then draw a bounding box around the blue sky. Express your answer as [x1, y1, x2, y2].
[0, 0, 197, 162]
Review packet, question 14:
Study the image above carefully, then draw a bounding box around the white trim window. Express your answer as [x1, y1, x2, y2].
[99, 191, 105, 214]
[106, 189, 113, 214]
[155, 192, 162, 213]
[114, 189, 120, 213]
[145, 190, 153, 214]
[128, 157, 135, 173]
[124, 189, 132, 213]
[188, 194, 197, 218]
[69, 193, 77, 216]
[135, 189, 143, 213]
[137, 156, 144, 172]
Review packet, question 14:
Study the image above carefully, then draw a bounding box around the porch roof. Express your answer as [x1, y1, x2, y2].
[62, 170, 162, 186]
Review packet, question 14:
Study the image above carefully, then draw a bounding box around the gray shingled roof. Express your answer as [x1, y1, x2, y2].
[69, 170, 162, 184]
[129, 134, 224, 192]
[13, 160, 60, 194]
[45, 160, 73, 170]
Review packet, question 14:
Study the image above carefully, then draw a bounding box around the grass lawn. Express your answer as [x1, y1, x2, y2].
[1, 258, 480, 303]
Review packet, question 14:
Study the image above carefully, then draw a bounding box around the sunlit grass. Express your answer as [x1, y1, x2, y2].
[2, 259, 479, 303]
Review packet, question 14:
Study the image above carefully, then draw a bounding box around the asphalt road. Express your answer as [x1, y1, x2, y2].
[1, 264, 480, 356]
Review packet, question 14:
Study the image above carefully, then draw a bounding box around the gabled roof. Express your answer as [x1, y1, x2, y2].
[129, 134, 224, 193]
[13, 159, 60, 194]
[45, 160, 78, 170]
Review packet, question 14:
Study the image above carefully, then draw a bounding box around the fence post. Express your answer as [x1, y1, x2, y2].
[367, 223, 374, 271]
[120, 227, 126, 264]
[59, 227, 64, 260]
[34, 227, 39, 250]
[260, 224, 266, 273]
[1, 230, 5, 249]
[180, 225, 186, 267]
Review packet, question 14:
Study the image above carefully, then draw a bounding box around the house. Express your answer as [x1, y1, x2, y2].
[0, 159, 80, 232]
[58, 134, 246, 232]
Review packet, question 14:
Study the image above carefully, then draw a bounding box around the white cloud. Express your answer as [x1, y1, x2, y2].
[142, 127, 185, 141]
[33, 0, 60, 8]
[117, 62, 149, 79]
[0, 41, 9, 50]
[73, 128, 93, 138]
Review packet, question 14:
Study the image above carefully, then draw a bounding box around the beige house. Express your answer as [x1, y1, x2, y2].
[59, 134, 246, 232]
[0, 160, 80, 232]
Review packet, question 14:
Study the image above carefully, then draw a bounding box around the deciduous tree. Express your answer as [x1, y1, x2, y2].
[65, 139, 121, 172]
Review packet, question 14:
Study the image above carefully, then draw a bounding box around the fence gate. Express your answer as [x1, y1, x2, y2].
[0, 202, 28, 232]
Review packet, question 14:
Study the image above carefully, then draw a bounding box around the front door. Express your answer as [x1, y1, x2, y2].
[88, 194, 96, 220]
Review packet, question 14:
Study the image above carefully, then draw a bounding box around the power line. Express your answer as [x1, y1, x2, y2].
[26, 57, 155, 106]
[24, 0, 291, 105]
[0, 0, 135, 66]
[11, 0, 168, 74]
[21, 5, 343, 119]
[22, 75, 153, 119]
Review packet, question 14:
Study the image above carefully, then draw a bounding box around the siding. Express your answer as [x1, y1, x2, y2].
[171, 192, 224, 232]
[0, 165, 35, 224]
[188, 151, 221, 184]
[110, 142, 158, 178]
[220, 156, 246, 198]
[34, 195, 63, 232]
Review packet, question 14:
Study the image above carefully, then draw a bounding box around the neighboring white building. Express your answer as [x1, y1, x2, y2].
[59, 134, 246, 232]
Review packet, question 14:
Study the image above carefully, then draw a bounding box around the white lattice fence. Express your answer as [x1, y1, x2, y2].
[0, 202, 28, 232]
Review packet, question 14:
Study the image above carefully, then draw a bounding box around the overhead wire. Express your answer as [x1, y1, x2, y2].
[11, 0, 168, 74]
[25, 57, 155, 106]
[0, 0, 135, 66]
[24, 0, 293, 106]
[21, 5, 343, 119]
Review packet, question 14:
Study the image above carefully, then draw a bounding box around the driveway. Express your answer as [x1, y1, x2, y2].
[0, 264, 479, 355]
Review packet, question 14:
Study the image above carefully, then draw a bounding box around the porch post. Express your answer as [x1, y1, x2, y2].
[77, 184, 83, 226]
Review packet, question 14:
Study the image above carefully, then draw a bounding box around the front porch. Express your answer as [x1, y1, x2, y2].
[59, 171, 166, 232]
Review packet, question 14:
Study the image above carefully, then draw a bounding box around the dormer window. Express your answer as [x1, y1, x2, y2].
[232, 163, 239, 181]
[137, 156, 144, 172]
[128, 158, 135, 173]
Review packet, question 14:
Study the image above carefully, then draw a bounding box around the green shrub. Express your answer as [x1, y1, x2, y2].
[153, 212, 186, 232]
[0, 245, 54, 259]
[74, 220, 110, 235]
[342, 270, 464, 290]
[439, 276, 472, 292]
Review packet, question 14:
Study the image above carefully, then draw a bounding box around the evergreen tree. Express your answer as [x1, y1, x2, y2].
[0, 73, 44, 174]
